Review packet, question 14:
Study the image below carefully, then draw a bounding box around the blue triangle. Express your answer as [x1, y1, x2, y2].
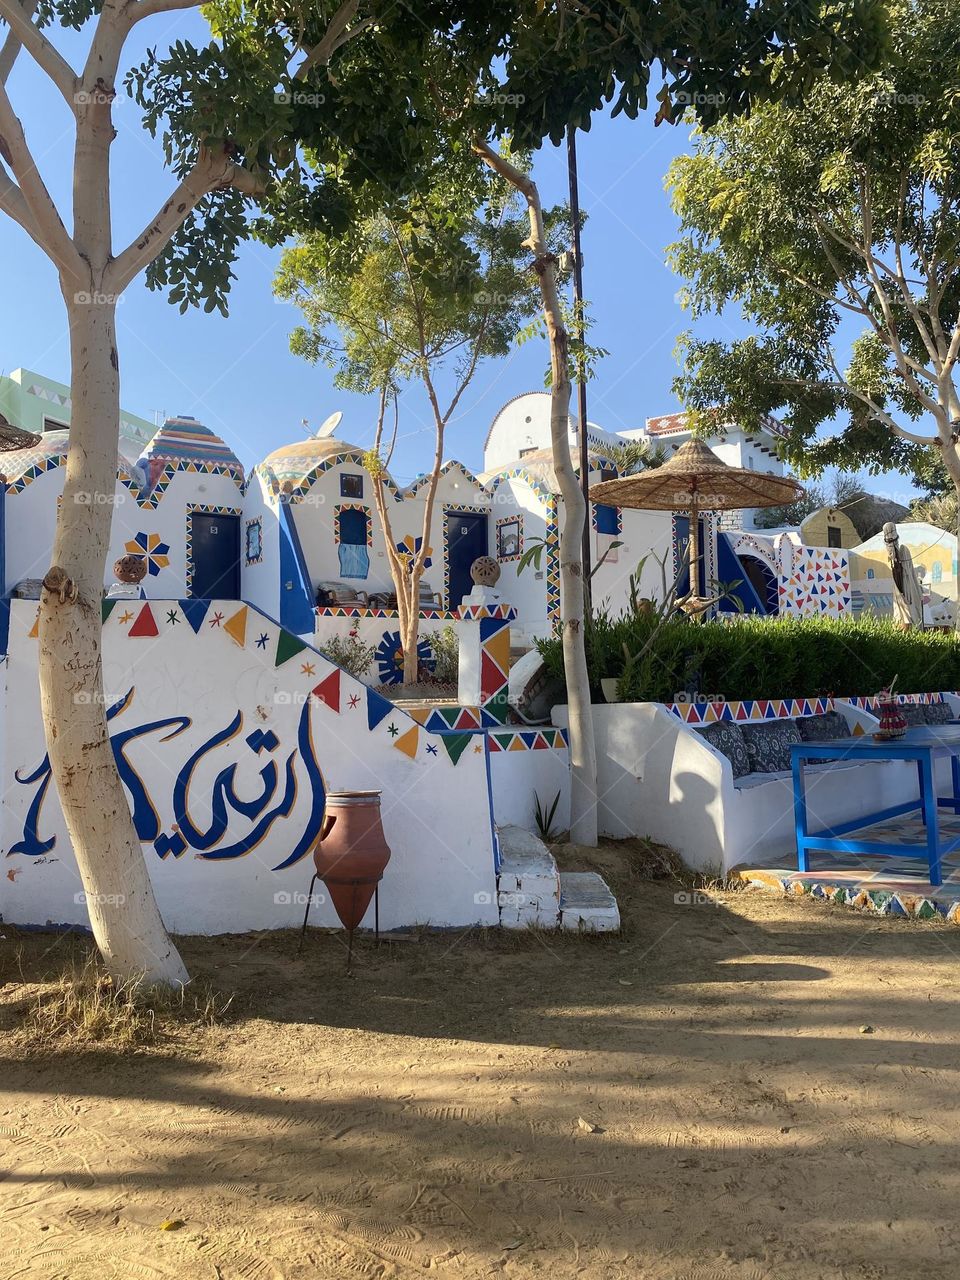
[367, 688, 394, 732]
[179, 599, 210, 633]
[520, 731, 537, 747]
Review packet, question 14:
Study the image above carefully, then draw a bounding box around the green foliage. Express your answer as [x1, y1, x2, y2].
[537, 613, 960, 703]
[667, 0, 960, 492]
[112, 0, 887, 318]
[425, 625, 459, 685]
[753, 482, 826, 529]
[607, 438, 666, 476]
[534, 790, 562, 842]
[317, 628, 376, 679]
[911, 490, 958, 535]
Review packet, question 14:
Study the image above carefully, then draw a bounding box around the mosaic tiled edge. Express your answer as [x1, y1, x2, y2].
[736, 868, 960, 922]
[664, 692, 955, 725]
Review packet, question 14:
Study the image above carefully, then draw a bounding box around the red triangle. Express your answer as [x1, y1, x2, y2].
[312, 668, 341, 713]
[481, 651, 504, 695]
[128, 603, 159, 637]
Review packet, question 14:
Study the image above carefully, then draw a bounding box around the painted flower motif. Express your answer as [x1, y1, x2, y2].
[125, 531, 170, 577]
[394, 534, 432, 573]
[375, 629, 435, 685]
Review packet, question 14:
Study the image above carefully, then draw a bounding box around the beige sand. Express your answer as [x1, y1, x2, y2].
[1, 843, 959, 1279]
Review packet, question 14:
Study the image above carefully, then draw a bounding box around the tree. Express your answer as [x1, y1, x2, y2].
[607, 438, 666, 477]
[0, 0, 887, 979]
[668, 0, 960, 553]
[752, 483, 826, 530]
[275, 161, 558, 683]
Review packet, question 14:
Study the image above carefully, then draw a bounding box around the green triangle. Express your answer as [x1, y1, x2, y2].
[441, 733, 473, 766]
[102, 599, 118, 622]
[275, 629, 308, 667]
[439, 706, 460, 727]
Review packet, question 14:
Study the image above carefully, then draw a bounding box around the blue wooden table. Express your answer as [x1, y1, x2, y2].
[791, 726, 960, 887]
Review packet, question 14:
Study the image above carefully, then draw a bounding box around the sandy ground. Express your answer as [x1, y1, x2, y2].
[2, 842, 960, 1280]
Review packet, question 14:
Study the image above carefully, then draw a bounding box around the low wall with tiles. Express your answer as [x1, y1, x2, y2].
[1, 600, 503, 935]
[314, 606, 460, 686]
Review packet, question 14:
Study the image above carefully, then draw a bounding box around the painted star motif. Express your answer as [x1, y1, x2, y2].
[473, 743, 483, 753]
[426, 744, 438, 756]
[118, 610, 134, 625]
[387, 722, 399, 737]
[209, 611, 224, 627]
[256, 632, 269, 649]
[301, 662, 316, 677]
[347, 694, 360, 709]
[166, 609, 179, 625]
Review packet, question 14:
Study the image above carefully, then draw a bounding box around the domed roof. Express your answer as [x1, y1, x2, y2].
[1, 429, 139, 488]
[138, 415, 243, 480]
[260, 435, 367, 487]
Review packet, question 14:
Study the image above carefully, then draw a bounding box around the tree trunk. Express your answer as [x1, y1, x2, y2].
[401, 570, 420, 684]
[473, 141, 598, 845]
[36, 297, 188, 987]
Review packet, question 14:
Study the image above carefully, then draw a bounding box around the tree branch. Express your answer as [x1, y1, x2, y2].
[0, 87, 83, 280]
[0, 0, 77, 104]
[0, 0, 35, 84]
[293, 0, 372, 81]
[108, 147, 263, 292]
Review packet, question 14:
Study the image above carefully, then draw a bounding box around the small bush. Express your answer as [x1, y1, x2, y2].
[317, 627, 377, 680]
[425, 624, 459, 685]
[536, 612, 960, 703]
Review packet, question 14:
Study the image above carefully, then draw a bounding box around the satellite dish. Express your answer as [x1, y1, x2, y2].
[315, 411, 343, 440]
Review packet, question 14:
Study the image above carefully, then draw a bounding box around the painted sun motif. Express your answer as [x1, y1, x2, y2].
[125, 531, 170, 577]
[375, 629, 435, 685]
[394, 534, 432, 573]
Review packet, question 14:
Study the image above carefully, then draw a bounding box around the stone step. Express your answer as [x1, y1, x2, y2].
[559, 872, 621, 932]
[496, 825, 560, 927]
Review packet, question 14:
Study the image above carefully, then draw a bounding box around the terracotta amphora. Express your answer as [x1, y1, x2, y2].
[312, 790, 391, 930]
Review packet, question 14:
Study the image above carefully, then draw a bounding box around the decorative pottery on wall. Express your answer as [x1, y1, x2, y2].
[312, 790, 392, 930]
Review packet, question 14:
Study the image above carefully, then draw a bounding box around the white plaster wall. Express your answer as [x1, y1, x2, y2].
[241, 479, 281, 619]
[489, 745, 571, 833]
[1, 600, 499, 934]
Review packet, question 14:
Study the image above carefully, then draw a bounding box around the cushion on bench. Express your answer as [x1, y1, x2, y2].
[695, 721, 750, 778]
[795, 711, 851, 742]
[898, 703, 928, 727]
[924, 700, 954, 725]
[740, 720, 802, 773]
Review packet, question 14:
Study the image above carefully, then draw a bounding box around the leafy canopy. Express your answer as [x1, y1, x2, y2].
[668, 0, 960, 487]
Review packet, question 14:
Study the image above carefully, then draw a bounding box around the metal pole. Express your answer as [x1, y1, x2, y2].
[566, 123, 592, 612]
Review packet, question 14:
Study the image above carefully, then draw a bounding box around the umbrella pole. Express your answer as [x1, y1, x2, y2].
[688, 497, 700, 598]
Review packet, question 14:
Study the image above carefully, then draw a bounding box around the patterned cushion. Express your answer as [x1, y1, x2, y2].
[695, 722, 750, 777]
[924, 700, 955, 725]
[898, 703, 927, 727]
[794, 711, 851, 742]
[740, 720, 802, 773]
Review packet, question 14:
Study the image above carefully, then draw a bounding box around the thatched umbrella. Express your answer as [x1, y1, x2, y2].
[589, 438, 803, 614]
[0, 413, 40, 452]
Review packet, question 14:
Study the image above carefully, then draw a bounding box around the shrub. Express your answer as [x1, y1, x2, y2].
[536, 613, 960, 703]
[317, 627, 376, 680]
[425, 624, 459, 685]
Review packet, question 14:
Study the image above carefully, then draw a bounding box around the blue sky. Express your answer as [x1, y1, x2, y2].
[0, 12, 913, 504]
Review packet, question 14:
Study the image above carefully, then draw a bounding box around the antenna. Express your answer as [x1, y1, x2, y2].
[314, 410, 343, 440]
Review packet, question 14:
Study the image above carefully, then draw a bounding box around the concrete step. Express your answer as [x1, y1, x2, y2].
[559, 872, 621, 932]
[496, 826, 620, 932]
[496, 825, 560, 927]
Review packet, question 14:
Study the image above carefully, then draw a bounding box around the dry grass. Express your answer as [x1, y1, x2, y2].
[13, 946, 235, 1051]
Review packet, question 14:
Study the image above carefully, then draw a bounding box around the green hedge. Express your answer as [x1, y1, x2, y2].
[536, 613, 960, 704]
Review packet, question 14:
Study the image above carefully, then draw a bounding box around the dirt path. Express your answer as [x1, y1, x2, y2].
[2, 843, 960, 1279]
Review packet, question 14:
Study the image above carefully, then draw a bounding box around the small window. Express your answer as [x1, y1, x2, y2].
[340, 473, 363, 498]
[245, 518, 263, 565]
[43, 415, 69, 433]
[519, 446, 537, 459]
[827, 526, 842, 548]
[866, 568, 875, 580]
[932, 561, 943, 584]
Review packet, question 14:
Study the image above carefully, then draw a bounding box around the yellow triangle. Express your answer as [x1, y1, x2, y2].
[407, 706, 430, 725]
[393, 725, 419, 759]
[485, 625, 511, 672]
[508, 734, 527, 751]
[223, 605, 248, 648]
[28, 609, 39, 638]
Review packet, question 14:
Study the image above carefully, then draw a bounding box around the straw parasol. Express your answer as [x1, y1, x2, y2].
[0, 412, 40, 452]
[589, 437, 804, 614]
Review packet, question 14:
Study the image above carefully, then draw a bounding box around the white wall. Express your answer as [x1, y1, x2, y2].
[1, 600, 501, 934]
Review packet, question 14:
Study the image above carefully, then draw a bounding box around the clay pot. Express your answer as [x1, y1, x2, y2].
[312, 790, 391, 930]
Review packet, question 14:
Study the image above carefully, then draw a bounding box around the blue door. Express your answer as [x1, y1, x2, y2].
[445, 511, 487, 609]
[190, 513, 240, 599]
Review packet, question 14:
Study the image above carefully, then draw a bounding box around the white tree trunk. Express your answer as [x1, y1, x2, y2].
[473, 141, 598, 845]
[37, 297, 188, 987]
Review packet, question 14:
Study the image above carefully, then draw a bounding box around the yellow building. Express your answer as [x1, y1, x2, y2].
[848, 521, 958, 618]
[799, 505, 860, 551]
